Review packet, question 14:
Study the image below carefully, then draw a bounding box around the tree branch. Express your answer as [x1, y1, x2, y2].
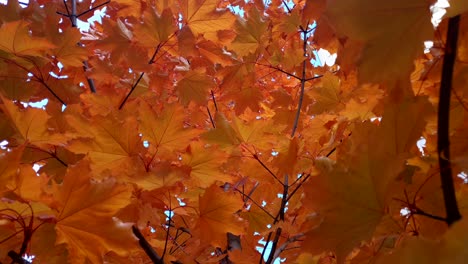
[438, 15, 462, 226]
[271, 233, 304, 261]
[132, 225, 164, 264]
[291, 28, 309, 137]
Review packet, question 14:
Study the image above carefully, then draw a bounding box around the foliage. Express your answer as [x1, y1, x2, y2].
[0, 0, 467, 263]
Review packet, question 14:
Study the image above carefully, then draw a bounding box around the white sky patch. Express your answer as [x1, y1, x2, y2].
[32, 163, 44, 176]
[416, 137, 426, 155]
[76, 7, 106, 32]
[22, 254, 34, 263]
[430, 0, 449, 27]
[164, 210, 174, 221]
[311, 48, 337, 67]
[177, 197, 186, 206]
[20, 98, 49, 109]
[228, 4, 245, 17]
[0, 140, 8, 149]
[280, 0, 294, 12]
[424, 40, 434, 53]
[400, 207, 411, 217]
[458, 171, 468, 184]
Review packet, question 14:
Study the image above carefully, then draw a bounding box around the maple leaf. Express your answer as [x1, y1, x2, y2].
[65, 113, 144, 175]
[0, 95, 68, 146]
[303, 97, 432, 262]
[0, 0, 466, 263]
[376, 217, 468, 264]
[194, 184, 244, 247]
[308, 72, 343, 114]
[134, 7, 177, 48]
[137, 101, 199, 155]
[179, 0, 236, 41]
[0, 145, 24, 193]
[326, 0, 433, 82]
[182, 143, 232, 188]
[0, 20, 55, 57]
[53, 159, 137, 264]
[228, 7, 269, 57]
[176, 70, 214, 106]
[49, 28, 88, 67]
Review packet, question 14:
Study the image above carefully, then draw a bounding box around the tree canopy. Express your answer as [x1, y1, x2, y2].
[1, 0, 468, 263]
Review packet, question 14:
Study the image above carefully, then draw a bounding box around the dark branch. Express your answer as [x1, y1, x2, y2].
[438, 15, 462, 226]
[132, 225, 164, 264]
[291, 27, 309, 137]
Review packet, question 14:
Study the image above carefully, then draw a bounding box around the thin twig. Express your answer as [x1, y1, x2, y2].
[119, 45, 162, 109]
[255, 62, 301, 80]
[119, 72, 145, 109]
[207, 106, 216, 128]
[77, 0, 110, 17]
[252, 153, 284, 187]
[285, 174, 310, 203]
[210, 90, 218, 111]
[234, 188, 275, 220]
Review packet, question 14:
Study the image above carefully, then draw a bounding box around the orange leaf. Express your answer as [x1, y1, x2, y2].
[195, 184, 244, 247]
[138, 101, 199, 154]
[326, 0, 433, 82]
[303, 97, 432, 262]
[0, 20, 55, 56]
[54, 159, 136, 264]
[0, 95, 68, 146]
[0, 145, 24, 193]
[180, 0, 236, 41]
[50, 28, 88, 67]
[182, 143, 231, 188]
[65, 113, 144, 175]
[176, 70, 214, 106]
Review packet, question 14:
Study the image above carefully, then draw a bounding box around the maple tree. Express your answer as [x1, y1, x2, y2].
[0, 0, 468, 263]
